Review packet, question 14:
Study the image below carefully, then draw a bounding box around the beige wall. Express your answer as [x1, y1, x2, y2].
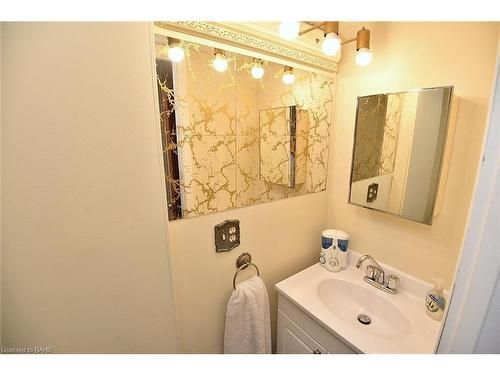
[1, 23, 178, 353]
[169, 191, 327, 353]
[327, 22, 500, 288]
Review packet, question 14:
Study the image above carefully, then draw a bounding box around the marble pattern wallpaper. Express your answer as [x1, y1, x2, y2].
[379, 93, 402, 176]
[352, 93, 401, 182]
[156, 41, 335, 220]
[259, 107, 293, 187]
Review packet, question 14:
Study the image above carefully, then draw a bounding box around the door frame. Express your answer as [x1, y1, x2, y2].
[437, 40, 500, 353]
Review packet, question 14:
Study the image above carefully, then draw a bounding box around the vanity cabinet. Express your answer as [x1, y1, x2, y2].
[277, 295, 357, 354]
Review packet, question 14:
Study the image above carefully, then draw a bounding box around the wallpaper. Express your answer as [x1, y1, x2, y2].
[156, 41, 335, 220]
[352, 93, 401, 182]
[379, 93, 402, 176]
[259, 107, 293, 187]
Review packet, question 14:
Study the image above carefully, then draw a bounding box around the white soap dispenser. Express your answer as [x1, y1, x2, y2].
[425, 278, 446, 321]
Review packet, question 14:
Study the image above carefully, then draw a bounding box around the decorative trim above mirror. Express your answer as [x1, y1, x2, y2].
[154, 21, 338, 75]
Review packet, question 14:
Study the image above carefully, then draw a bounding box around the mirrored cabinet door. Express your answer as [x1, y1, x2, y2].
[349, 86, 454, 225]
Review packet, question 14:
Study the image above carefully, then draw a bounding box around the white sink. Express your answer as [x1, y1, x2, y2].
[317, 279, 410, 338]
[275, 252, 443, 353]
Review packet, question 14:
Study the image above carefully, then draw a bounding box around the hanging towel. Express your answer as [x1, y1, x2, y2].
[224, 275, 271, 354]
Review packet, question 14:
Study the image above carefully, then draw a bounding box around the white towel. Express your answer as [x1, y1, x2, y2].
[224, 275, 271, 354]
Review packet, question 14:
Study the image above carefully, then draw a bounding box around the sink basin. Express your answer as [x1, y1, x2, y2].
[276, 259, 443, 353]
[317, 279, 410, 338]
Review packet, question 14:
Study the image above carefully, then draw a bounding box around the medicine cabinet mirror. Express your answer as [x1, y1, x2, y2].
[259, 106, 310, 188]
[155, 34, 335, 220]
[349, 86, 454, 224]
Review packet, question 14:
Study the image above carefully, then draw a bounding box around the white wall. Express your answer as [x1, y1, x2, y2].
[328, 22, 500, 288]
[1, 23, 178, 353]
[169, 191, 328, 353]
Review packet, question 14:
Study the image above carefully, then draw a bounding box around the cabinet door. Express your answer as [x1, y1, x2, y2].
[277, 310, 328, 354]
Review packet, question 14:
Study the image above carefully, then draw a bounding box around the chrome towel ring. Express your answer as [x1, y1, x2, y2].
[233, 252, 260, 289]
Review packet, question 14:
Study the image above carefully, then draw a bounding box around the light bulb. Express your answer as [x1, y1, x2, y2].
[282, 72, 294, 85]
[279, 21, 300, 41]
[322, 32, 341, 56]
[356, 47, 372, 66]
[251, 64, 264, 79]
[168, 45, 184, 63]
[282, 67, 295, 85]
[213, 53, 228, 72]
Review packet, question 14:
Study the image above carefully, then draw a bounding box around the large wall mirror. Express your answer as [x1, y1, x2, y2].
[155, 35, 335, 220]
[349, 86, 454, 224]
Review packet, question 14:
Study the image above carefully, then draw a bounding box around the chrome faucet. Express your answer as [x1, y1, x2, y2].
[355, 255, 399, 295]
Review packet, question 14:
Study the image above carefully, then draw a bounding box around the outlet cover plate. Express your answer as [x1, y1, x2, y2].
[214, 219, 240, 252]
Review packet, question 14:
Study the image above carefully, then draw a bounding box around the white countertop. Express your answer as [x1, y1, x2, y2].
[275, 251, 443, 354]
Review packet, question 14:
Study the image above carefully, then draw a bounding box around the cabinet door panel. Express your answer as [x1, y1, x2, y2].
[278, 310, 327, 354]
[278, 295, 358, 353]
[284, 329, 315, 354]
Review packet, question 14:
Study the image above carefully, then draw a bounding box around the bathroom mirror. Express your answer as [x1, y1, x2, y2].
[155, 36, 334, 220]
[349, 86, 453, 224]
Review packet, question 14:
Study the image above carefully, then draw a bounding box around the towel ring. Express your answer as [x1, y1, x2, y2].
[233, 252, 260, 289]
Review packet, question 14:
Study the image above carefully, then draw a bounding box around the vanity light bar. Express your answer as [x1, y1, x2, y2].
[298, 22, 325, 36]
[279, 21, 373, 66]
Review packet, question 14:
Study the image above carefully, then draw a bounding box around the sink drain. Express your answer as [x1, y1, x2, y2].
[357, 314, 371, 325]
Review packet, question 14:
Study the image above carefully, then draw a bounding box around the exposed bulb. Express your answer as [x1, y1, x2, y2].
[282, 72, 294, 85]
[282, 68, 294, 85]
[168, 45, 184, 63]
[356, 47, 373, 66]
[279, 21, 300, 41]
[251, 63, 264, 79]
[213, 53, 228, 72]
[322, 32, 341, 56]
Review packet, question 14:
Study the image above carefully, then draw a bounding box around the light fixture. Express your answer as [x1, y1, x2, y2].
[277, 22, 375, 66]
[282, 66, 295, 85]
[167, 38, 184, 63]
[321, 21, 341, 56]
[251, 59, 265, 79]
[355, 27, 373, 66]
[212, 48, 228, 72]
[279, 21, 300, 41]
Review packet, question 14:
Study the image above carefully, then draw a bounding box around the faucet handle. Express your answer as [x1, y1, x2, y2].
[366, 264, 377, 280]
[387, 274, 400, 291]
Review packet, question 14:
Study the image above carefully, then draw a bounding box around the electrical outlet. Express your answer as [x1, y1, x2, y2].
[366, 183, 379, 203]
[214, 219, 240, 252]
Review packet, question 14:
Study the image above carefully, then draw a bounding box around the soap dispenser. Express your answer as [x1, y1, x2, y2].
[425, 278, 446, 321]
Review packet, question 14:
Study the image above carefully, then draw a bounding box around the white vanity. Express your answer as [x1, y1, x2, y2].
[275, 252, 443, 354]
